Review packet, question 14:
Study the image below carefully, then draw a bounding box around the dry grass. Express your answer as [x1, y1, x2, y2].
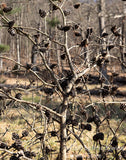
[0, 103, 125, 159]
[0, 74, 126, 159]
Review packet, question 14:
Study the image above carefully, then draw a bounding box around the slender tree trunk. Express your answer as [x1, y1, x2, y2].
[17, 34, 20, 69]
[57, 49, 62, 73]
[0, 22, 3, 70]
[98, 0, 106, 36]
[120, 1, 126, 71]
[16, 8, 20, 69]
[98, 0, 108, 84]
[60, 98, 67, 160]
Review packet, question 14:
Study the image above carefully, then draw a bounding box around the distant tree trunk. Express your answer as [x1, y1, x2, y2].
[57, 49, 62, 73]
[17, 34, 20, 69]
[0, 22, 3, 70]
[31, 23, 41, 67]
[31, 51, 37, 65]
[98, 0, 106, 36]
[86, 8, 91, 67]
[120, 1, 126, 72]
[16, 8, 21, 69]
[98, 0, 108, 84]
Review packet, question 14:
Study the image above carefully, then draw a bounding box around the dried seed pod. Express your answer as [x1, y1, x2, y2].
[24, 151, 36, 158]
[80, 123, 85, 129]
[66, 136, 71, 141]
[114, 31, 121, 36]
[76, 155, 83, 160]
[8, 28, 16, 36]
[75, 78, 81, 84]
[34, 34, 40, 39]
[49, 63, 57, 70]
[74, 31, 82, 37]
[111, 25, 121, 37]
[105, 58, 109, 63]
[73, 3, 81, 9]
[110, 86, 118, 95]
[86, 28, 93, 38]
[63, 10, 70, 16]
[11, 140, 24, 151]
[44, 42, 50, 48]
[80, 110, 87, 117]
[120, 104, 126, 111]
[111, 136, 118, 147]
[43, 87, 54, 95]
[36, 133, 44, 140]
[45, 110, 50, 118]
[10, 155, 19, 160]
[61, 54, 66, 60]
[61, 25, 71, 32]
[46, 146, 56, 154]
[93, 132, 104, 141]
[0, 142, 8, 149]
[111, 25, 117, 33]
[76, 86, 84, 94]
[39, 47, 47, 53]
[102, 85, 110, 97]
[15, 93, 22, 100]
[112, 72, 119, 77]
[101, 32, 109, 38]
[66, 118, 72, 125]
[59, 79, 68, 90]
[107, 45, 115, 51]
[51, 131, 57, 137]
[39, 9, 46, 18]
[96, 57, 104, 67]
[52, 4, 58, 11]
[72, 24, 80, 30]
[84, 124, 92, 131]
[87, 116, 94, 123]
[93, 115, 101, 127]
[80, 39, 88, 47]
[72, 119, 78, 126]
[22, 130, 29, 137]
[102, 50, 107, 57]
[12, 132, 20, 140]
[121, 150, 126, 159]
[91, 57, 96, 64]
[0, 96, 5, 100]
[8, 20, 15, 28]
[80, 123, 92, 131]
[3, 7, 12, 13]
[25, 63, 32, 70]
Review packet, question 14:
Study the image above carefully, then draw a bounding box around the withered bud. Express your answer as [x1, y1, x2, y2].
[73, 3, 81, 9]
[93, 132, 104, 141]
[22, 130, 29, 137]
[39, 9, 46, 18]
[12, 132, 20, 140]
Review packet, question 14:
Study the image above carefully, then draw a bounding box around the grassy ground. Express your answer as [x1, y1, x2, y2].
[0, 75, 126, 159]
[0, 96, 126, 159]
